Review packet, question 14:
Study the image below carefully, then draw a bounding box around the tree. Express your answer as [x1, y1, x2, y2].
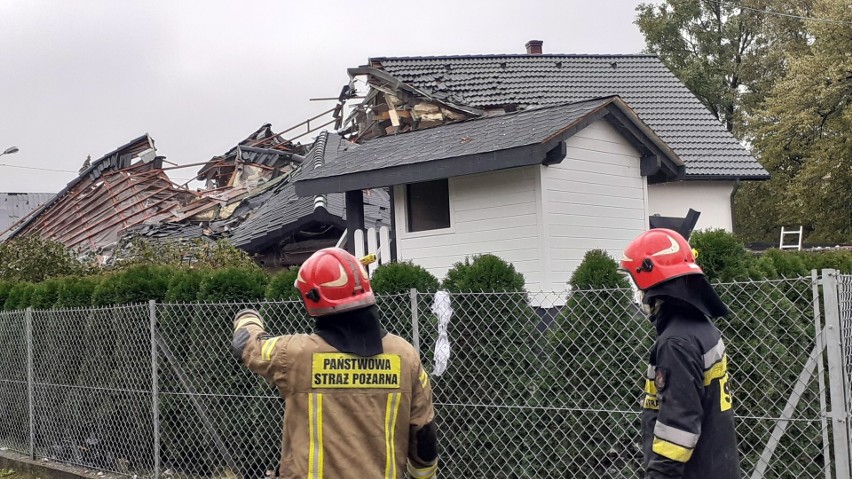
[0, 235, 90, 283]
[743, 0, 852, 243]
[635, 0, 811, 137]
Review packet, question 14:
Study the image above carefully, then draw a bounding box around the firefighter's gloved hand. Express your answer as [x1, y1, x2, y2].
[407, 462, 437, 479]
[233, 309, 264, 330]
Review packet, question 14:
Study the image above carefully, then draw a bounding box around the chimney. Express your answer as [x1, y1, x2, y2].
[525, 40, 543, 55]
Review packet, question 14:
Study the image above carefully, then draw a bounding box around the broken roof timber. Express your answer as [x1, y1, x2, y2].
[348, 66, 484, 116]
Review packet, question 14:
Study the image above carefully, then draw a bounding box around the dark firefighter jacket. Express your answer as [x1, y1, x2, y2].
[641, 301, 742, 479]
[232, 310, 438, 479]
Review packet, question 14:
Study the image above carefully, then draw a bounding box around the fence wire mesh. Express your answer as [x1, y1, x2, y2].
[837, 274, 852, 451]
[29, 305, 154, 476]
[0, 276, 848, 479]
[0, 310, 28, 455]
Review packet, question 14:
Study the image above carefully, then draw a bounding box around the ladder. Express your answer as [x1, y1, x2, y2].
[779, 226, 803, 251]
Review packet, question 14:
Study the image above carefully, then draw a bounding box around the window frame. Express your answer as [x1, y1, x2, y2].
[403, 179, 453, 236]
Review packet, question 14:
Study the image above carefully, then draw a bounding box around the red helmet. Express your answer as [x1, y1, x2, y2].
[620, 228, 703, 290]
[295, 247, 375, 317]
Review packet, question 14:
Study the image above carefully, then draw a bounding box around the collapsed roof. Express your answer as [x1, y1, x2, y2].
[1, 120, 388, 267]
[0, 135, 198, 252]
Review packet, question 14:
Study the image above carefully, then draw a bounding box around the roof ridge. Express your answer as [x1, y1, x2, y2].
[370, 53, 657, 62]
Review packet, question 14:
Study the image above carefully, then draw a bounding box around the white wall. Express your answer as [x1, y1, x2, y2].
[394, 120, 728, 294]
[394, 166, 545, 289]
[647, 181, 735, 232]
[540, 120, 649, 292]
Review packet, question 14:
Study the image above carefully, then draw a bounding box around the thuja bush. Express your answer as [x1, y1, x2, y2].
[437, 254, 544, 478]
[371, 261, 440, 294]
[261, 267, 312, 342]
[91, 265, 176, 306]
[264, 267, 301, 301]
[569, 249, 630, 290]
[691, 229, 755, 282]
[4, 282, 34, 311]
[55, 276, 100, 308]
[543, 250, 650, 477]
[0, 281, 17, 310]
[371, 262, 440, 340]
[30, 279, 61, 310]
[713, 276, 820, 477]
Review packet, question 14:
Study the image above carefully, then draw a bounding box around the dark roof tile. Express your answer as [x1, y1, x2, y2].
[370, 54, 765, 179]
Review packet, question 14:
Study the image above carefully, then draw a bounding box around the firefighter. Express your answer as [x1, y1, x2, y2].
[620, 229, 741, 479]
[232, 247, 438, 479]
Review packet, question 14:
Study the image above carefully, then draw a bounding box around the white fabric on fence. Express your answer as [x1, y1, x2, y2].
[430, 291, 453, 377]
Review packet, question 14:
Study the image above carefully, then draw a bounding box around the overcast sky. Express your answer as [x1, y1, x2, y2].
[0, 0, 654, 193]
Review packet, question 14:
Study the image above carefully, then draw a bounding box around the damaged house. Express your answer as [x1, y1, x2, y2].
[0, 135, 197, 260]
[334, 41, 768, 233]
[3, 123, 388, 269]
[294, 41, 768, 290]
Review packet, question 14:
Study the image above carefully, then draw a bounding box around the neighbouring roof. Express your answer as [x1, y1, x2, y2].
[295, 96, 684, 196]
[229, 131, 390, 253]
[367, 54, 767, 180]
[0, 193, 54, 235]
[0, 134, 192, 247]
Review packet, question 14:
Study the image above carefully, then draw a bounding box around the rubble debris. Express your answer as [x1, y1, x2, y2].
[336, 67, 483, 142]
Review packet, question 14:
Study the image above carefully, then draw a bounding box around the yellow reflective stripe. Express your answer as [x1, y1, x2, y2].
[652, 437, 693, 463]
[419, 369, 429, 389]
[407, 462, 437, 479]
[704, 354, 728, 385]
[261, 337, 280, 361]
[308, 393, 324, 478]
[235, 317, 263, 330]
[384, 393, 401, 479]
[645, 379, 657, 395]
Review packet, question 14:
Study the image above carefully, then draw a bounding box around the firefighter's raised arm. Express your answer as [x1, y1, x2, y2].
[232, 309, 289, 388]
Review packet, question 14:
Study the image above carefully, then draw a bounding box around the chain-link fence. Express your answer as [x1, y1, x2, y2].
[833, 273, 852, 472]
[0, 310, 28, 455]
[0, 275, 850, 478]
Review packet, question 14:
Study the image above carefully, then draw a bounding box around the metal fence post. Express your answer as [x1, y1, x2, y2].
[812, 270, 832, 479]
[410, 288, 420, 353]
[25, 307, 34, 460]
[150, 300, 160, 479]
[822, 269, 851, 478]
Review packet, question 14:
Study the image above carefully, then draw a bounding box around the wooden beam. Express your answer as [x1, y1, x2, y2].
[385, 96, 401, 127]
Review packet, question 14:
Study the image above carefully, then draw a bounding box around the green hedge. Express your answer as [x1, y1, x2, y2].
[691, 229, 852, 282]
[372, 261, 440, 294]
[264, 268, 301, 301]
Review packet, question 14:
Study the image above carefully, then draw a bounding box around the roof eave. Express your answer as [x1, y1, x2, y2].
[294, 143, 546, 196]
[683, 173, 770, 181]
